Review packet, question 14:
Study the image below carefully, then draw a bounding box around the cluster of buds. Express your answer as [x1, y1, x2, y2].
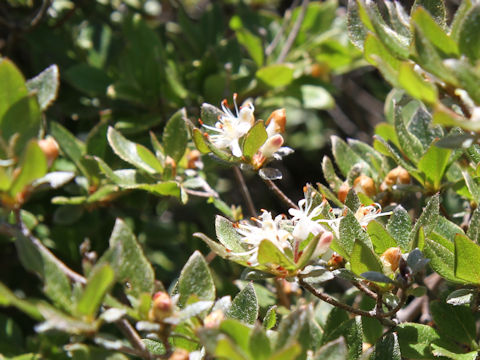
[200, 95, 293, 169]
[380, 166, 410, 192]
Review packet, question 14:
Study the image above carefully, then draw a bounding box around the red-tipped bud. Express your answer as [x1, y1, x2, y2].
[149, 292, 173, 322]
[38, 137, 59, 167]
[168, 349, 189, 360]
[259, 134, 283, 158]
[327, 253, 345, 270]
[187, 149, 202, 169]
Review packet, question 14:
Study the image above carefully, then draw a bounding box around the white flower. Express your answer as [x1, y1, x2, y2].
[202, 94, 255, 157]
[232, 210, 293, 266]
[354, 203, 392, 228]
[288, 197, 326, 242]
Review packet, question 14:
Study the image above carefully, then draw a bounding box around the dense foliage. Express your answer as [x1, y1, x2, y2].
[2, 0, 480, 359]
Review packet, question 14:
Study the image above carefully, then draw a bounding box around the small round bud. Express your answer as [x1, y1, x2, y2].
[327, 253, 345, 270]
[380, 166, 410, 191]
[38, 137, 59, 167]
[168, 349, 189, 360]
[204, 309, 224, 329]
[165, 156, 177, 177]
[380, 247, 402, 273]
[353, 175, 376, 198]
[338, 182, 350, 203]
[266, 108, 286, 136]
[148, 292, 173, 322]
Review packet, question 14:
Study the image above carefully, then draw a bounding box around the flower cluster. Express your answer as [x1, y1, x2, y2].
[201, 94, 293, 168]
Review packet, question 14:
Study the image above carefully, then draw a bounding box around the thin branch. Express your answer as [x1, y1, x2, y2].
[29, 0, 52, 29]
[274, 278, 291, 309]
[298, 278, 396, 327]
[276, 0, 309, 63]
[351, 280, 378, 301]
[263, 178, 298, 210]
[116, 319, 153, 360]
[233, 166, 257, 217]
[265, 0, 300, 57]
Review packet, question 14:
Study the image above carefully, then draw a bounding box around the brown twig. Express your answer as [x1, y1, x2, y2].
[263, 178, 298, 210]
[276, 0, 309, 63]
[274, 278, 291, 309]
[116, 319, 154, 360]
[233, 166, 257, 217]
[298, 278, 396, 327]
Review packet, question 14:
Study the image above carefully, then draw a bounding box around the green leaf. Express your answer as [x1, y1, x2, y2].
[263, 306, 277, 330]
[313, 337, 348, 360]
[249, 325, 271, 360]
[430, 300, 476, 347]
[162, 108, 188, 163]
[192, 128, 210, 154]
[107, 127, 163, 174]
[226, 283, 258, 325]
[50, 122, 85, 164]
[322, 156, 343, 191]
[411, 7, 457, 56]
[64, 64, 112, 96]
[339, 208, 372, 257]
[398, 62, 438, 104]
[178, 251, 215, 307]
[275, 308, 307, 351]
[323, 317, 363, 360]
[458, 4, 480, 63]
[2, 94, 42, 155]
[9, 140, 47, 197]
[256, 64, 294, 88]
[76, 264, 115, 318]
[412, 0, 447, 27]
[371, 333, 401, 360]
[269, 343, 301, 360]
[367, 221, 398, 254]
[347, 0, 369, 50]
[331, 136, 369, 178]
[455, 234, 480, 284]
[396, 322, 440, 359]
[98, 219, 155, 297]
[446, 289, 475, 306]
[394, 103, 424, 163]
[467, 208, 480, 243]
[417, 141, 451, 191]
[215, 216, 245, 253]
[462, 171, 480, 205]
[0, 58, 28, 122]
[364, 33, 401, 87]
[431, 344, 478, 360]
[0, 282, 42, 320]
[200, 103, 224, 126]
[424, 239, 460, 283]
[215, 337, 249, 360]
[301, 85, 335, 110]
[257, 239, 296, 271]
[350, 240, 383, 276]
[126, 182, 181, 198]
[235, 27, 264, 67]
[451, 0, 473, 42]
[408, 194, 439, 249]
[387, 205, 412, 252]
[242, 120, 267, 160]
[26, 64, 59, 111]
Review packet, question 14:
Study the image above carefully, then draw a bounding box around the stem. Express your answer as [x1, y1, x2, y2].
[116, 319, 153, 360]
[263, 178, 298, 210]
[265, 0, 300, 57]
[298, 278, 396, 327]
[233, 166, 257, 217]
[276, 0, 309, 63]
[13, 210, 87, 285]
[274, 278, 291, 309]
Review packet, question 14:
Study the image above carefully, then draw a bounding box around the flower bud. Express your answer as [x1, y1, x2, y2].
[148, 292, 173, 322]
[38, 137, 59, 167]
[164, 156, 177, 178]
[266, 108, 286, 137]
[338, 182, 350, 203]
[187, 149, 202, 169]
[380, 247, 402, 273]
[327, 253, 345, 270]
[380, 166, 410, 191]
[168, 349, 189, 360]
[252, 134, 284, 169]
[204, 309, 224, 329]
[312, 231, 333, 258]
[353, 175, 376, 198]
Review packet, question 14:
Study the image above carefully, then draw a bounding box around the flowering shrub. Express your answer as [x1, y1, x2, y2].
[2, 0, 480, 359]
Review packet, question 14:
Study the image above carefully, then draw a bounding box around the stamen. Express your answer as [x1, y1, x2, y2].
[233, 93, 239, 114]
[198, 118, 204, 125]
